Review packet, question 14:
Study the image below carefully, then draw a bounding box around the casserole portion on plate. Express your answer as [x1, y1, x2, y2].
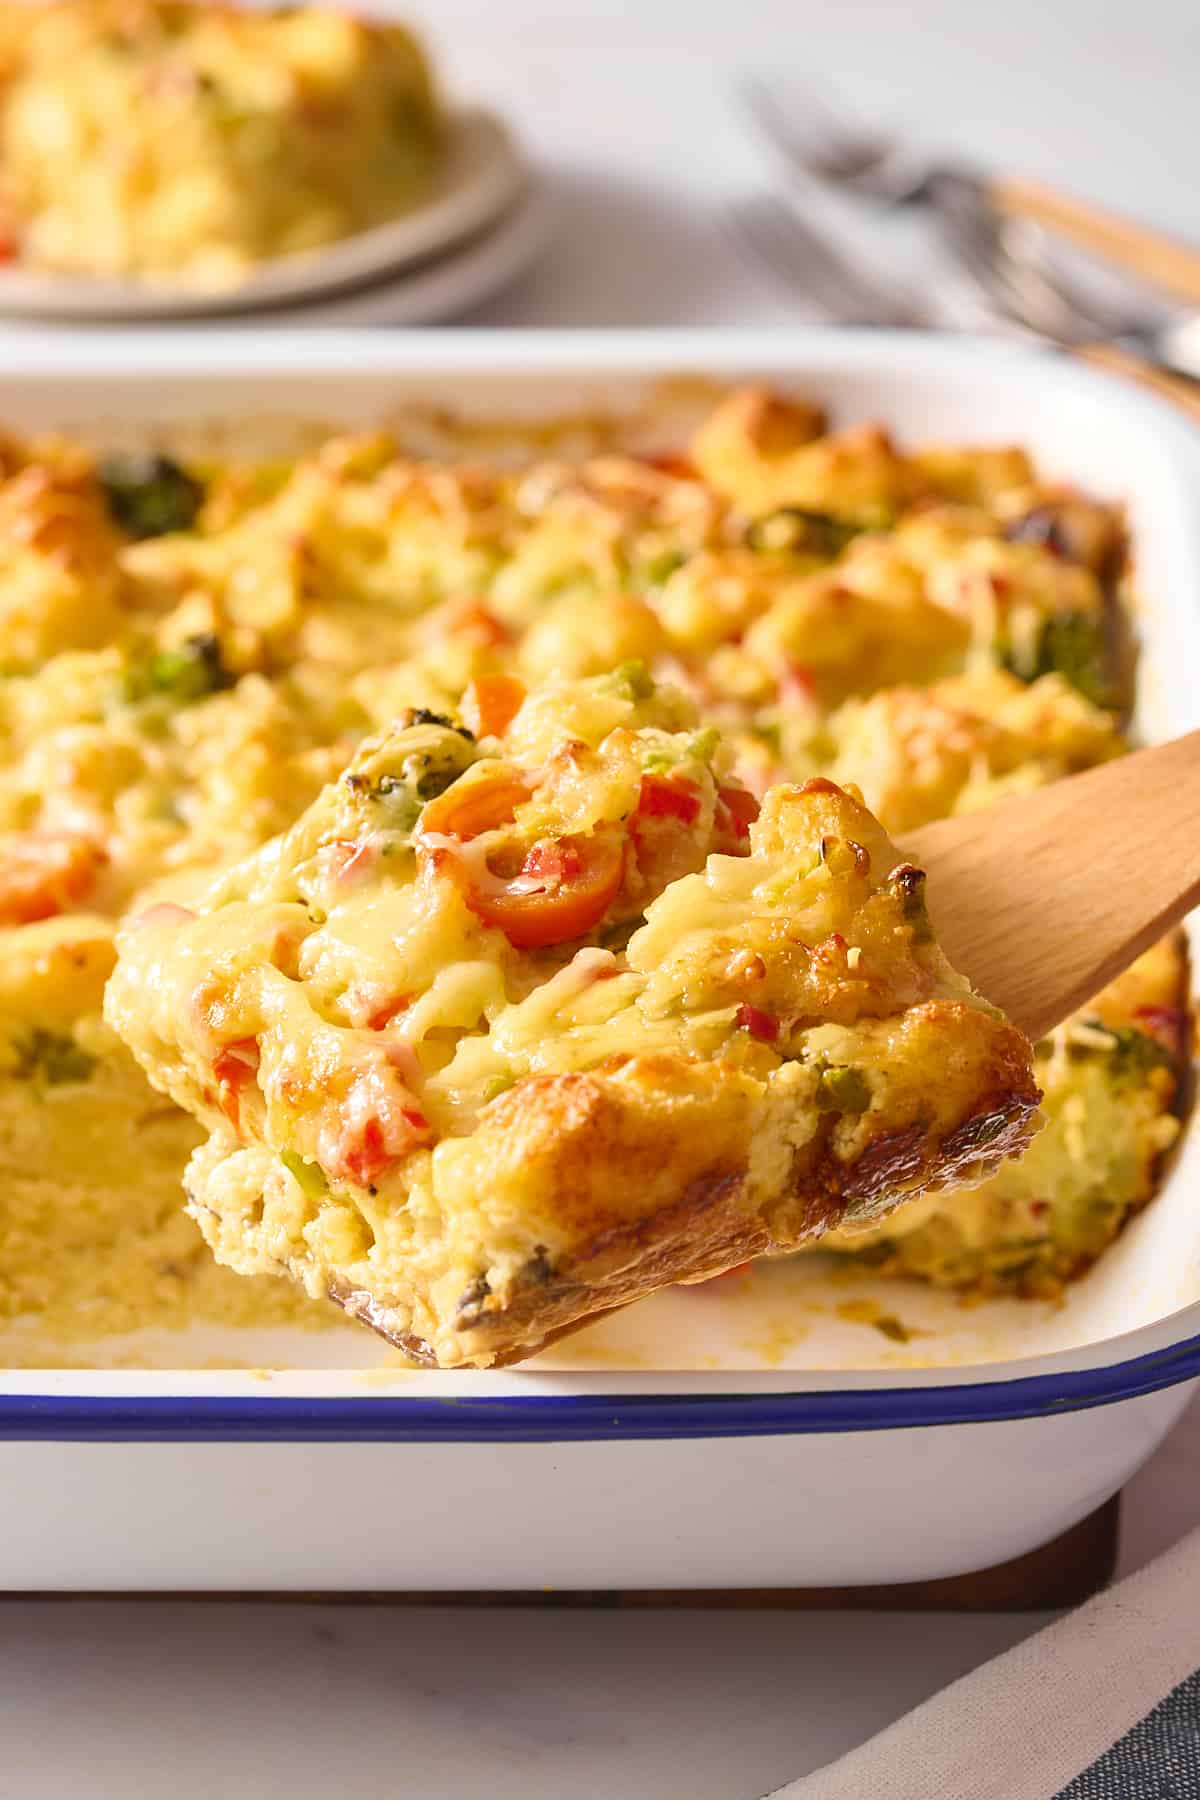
[0, 0, 442, 288]
[106, 673, 1039, 1367]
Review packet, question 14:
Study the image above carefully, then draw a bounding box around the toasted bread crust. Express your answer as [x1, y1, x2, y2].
[321, 1014, 1040, 1366]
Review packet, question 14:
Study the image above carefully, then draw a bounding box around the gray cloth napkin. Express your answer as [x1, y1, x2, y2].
[771, 1521, 1200, 1800]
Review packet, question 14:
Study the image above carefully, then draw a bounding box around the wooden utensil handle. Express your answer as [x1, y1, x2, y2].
[1075, 342, 1200, 425]
[988, 174, 1200, 307]
[907, 729, 1200, 1043]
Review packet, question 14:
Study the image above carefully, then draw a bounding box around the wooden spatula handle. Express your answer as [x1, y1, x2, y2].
[1074, 343, 1200, 426]
[987, 174, 1200, 308]
[906, 731, 1200, 1043]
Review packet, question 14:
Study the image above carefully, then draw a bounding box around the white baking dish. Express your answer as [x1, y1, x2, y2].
[4, 328, 1200, 1592]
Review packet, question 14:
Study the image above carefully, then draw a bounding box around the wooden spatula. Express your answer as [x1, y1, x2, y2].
[905, 730, 1200, 1043]
[990, 176, 1200, 310]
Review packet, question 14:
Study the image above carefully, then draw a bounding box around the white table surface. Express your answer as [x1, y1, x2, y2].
[1, 1406, 1197, 1800]
[9, 3, 1200, 1794]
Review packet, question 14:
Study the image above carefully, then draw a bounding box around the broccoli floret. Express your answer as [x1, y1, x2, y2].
[125, 633, 232, 706]
[1065, 1020, 1176, 1080]
[404, 708, 475, 742]
[12, 1029, 96, 1085]
[99, 452, 205, 539]
[745, 508, 867, 558]
[1002, 611, 1118, 711]
[346, 718, 478, 832]
[150, 634, 232, 703]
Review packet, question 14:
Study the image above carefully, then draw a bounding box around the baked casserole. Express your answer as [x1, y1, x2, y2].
[0, 384, 1188, 1361]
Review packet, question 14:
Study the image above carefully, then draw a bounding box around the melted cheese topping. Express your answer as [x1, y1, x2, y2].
[112, 677, 901, 1141]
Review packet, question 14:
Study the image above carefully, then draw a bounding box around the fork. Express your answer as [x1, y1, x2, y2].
[724, 194, 926, 329]
[725, 192, 1200, 424]
[739, 74, 1200, 310]
[936, 200, 1200, 391]
[936, 199, 1200, 352]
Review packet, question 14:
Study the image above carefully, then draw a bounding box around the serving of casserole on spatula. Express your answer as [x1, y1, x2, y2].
[104, 668, 1050, 1367]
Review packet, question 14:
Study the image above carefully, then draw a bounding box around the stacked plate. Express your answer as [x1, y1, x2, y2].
[0, 108, 549, 327]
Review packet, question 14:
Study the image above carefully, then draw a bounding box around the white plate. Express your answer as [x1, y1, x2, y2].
[2, 332, 1200, 1592]
[0, 107, 526, 320]
[0, 185, 553, 331]
[233, 184, 553, 328]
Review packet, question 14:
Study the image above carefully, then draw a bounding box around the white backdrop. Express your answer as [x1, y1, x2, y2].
[409, 0, 1200, 326]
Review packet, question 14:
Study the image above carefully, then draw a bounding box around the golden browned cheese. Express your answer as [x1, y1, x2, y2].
[0, 1, 442, 287]
[0, 382, 1183, 1359]
[106, 676, 1039, 1366]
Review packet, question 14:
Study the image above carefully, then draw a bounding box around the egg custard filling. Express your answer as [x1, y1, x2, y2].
[106, 673, 1039, 1366]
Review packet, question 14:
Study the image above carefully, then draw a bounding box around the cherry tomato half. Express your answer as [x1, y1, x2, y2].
[419, 767, 534, 841]
[460, 830, 626, 950]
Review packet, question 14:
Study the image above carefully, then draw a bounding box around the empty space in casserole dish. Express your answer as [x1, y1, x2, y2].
[3, 328, 1199, 1381]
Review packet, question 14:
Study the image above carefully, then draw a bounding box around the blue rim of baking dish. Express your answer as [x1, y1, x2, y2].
[2, 1327, 1200, 1439]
